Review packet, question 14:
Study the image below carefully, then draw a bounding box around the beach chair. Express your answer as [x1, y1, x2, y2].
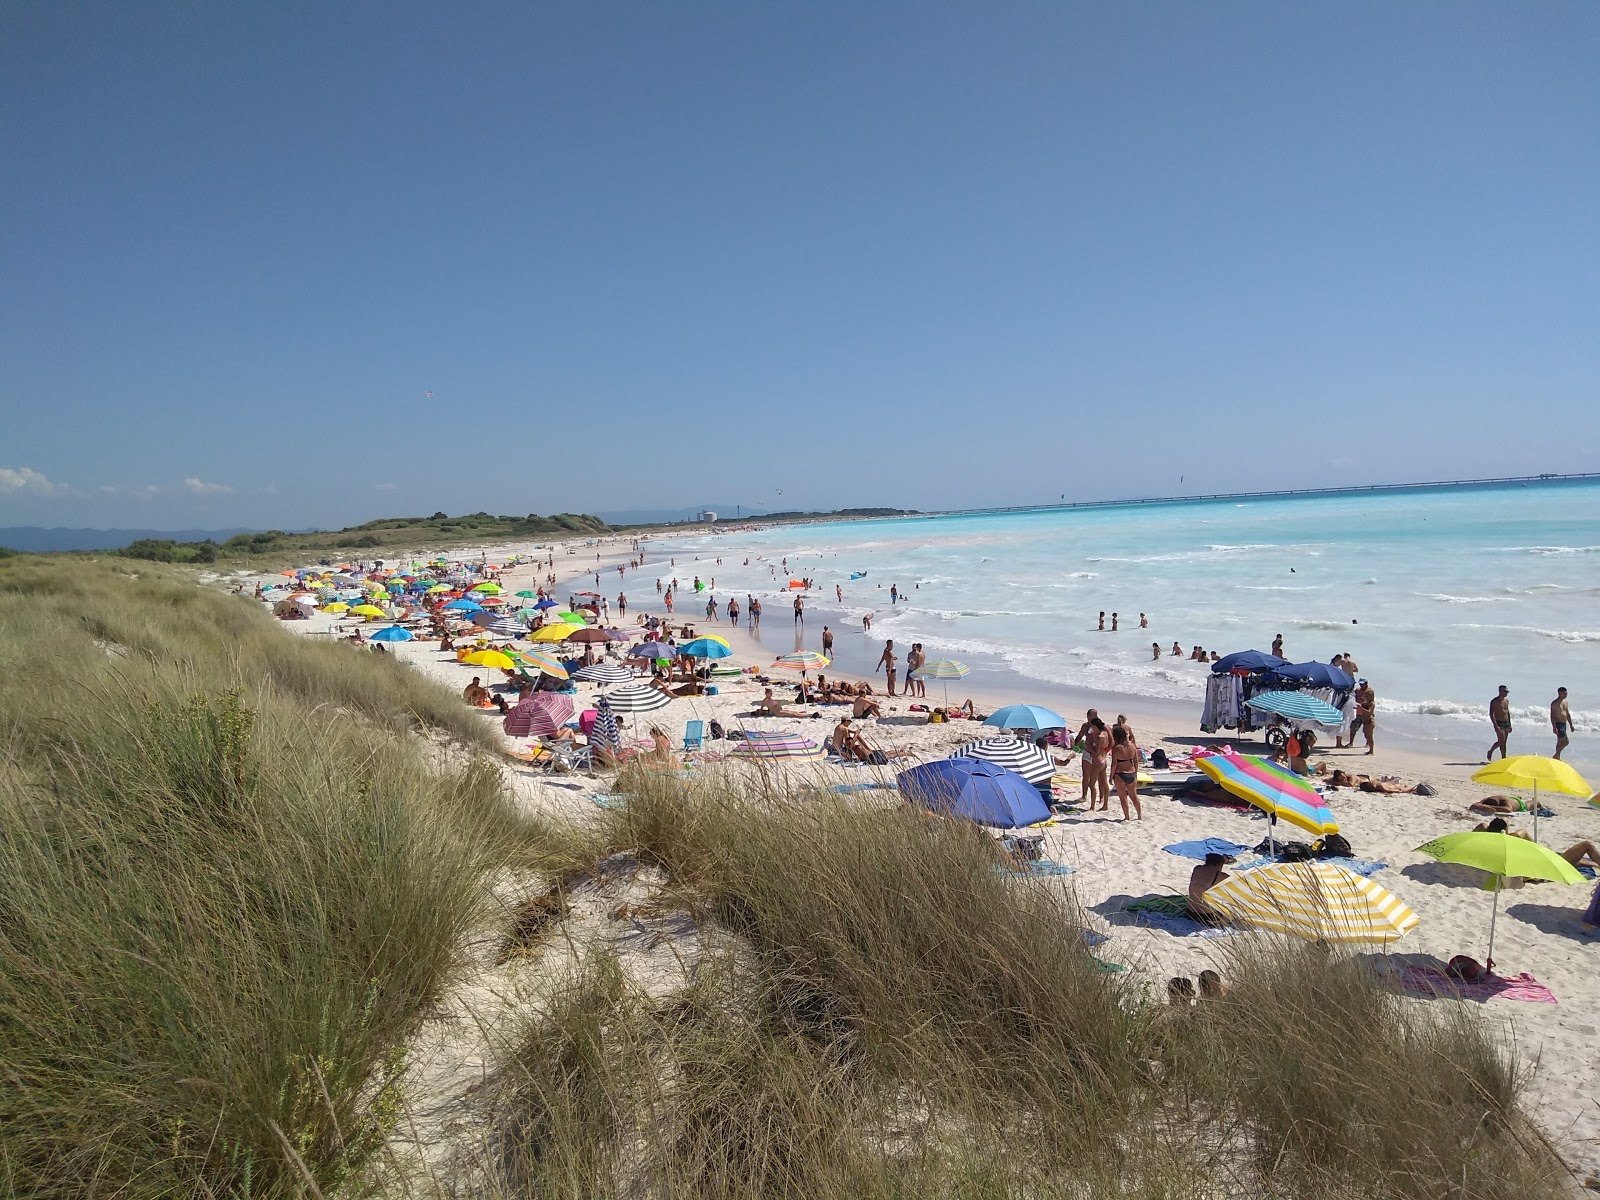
[682, 719, 705, 751]
[540, 741, 594, 775]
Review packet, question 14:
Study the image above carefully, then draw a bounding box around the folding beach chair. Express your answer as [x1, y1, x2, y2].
[540, 741, 594, 775]
[682, 719, 705, 751]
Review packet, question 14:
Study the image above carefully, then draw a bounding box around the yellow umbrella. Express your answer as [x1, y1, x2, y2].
[531, 623, 583, 643]
[425, 584, 452, 594]
[462, 649, 516, 670]
[349, 604, 387, 618]
[1204, 861, 1419, 944]
[1472, 755, 1591, 840]
[323, 602, 349, 613]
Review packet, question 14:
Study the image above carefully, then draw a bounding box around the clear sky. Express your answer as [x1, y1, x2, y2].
[3, 2, 1596, 530]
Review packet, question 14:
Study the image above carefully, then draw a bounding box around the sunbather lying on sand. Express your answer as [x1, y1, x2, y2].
[1470, 794, 1530, 814]
[756, 687, 809, 717]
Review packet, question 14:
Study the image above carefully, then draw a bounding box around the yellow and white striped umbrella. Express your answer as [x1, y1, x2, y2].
[1204, 861, 1418, 944]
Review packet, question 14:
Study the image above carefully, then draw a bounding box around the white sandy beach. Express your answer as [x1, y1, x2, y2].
[245, 532, 1600, 1175]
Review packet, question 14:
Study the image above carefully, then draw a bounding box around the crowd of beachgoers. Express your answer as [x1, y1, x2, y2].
[241, 531, 1600, 1166]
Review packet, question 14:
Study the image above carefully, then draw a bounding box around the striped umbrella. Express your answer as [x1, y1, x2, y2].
[730, 732, 826, 763]
[1244, 690, 1344, 726]
[917, 658, 969, 706]
[590, 699, 622, 752]
[952, 737, 1054, 785]
[575, 663, 634, 685]
[773, 651, 829, 681]
[1204, 862, 1419, 944]
[1196, 752, 1339, 843]
[504, 692, 575, 738]
[602, 683, 674, 714]
[509, 649, 569, 680]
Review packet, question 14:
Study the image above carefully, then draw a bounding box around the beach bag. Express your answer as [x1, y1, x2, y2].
[1151, 749, 1169, 770]
[708, 719, 726, 740]
[1446, 955, 1486, 982]
[1278, 841, 1315, 862]
[1316, 833, 1353, 859]
[928, 711, 945, 723]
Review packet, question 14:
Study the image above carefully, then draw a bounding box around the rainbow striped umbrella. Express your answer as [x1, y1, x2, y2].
[1196, 751, 1338, 838]
[772, 651, 830, 679]
[1205, 862, 1418, 944]
[509, 649, 569, 680]
[917, 658, 969, 705]
[730, 731, 826, 763]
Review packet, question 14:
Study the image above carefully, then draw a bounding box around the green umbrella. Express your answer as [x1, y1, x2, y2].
[1415, 831, 1583, 965]
[514, 590, 538, 598]
[556, 610, 590, 625]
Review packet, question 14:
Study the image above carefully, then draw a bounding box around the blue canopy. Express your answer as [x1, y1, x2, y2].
[1244, 690, 1345, 725]
[678, 638, 733, 660]
[896, 758, 1050, 829]
[1268, 660, 1355, 689]
[982, 703, 1067, 731]
[1210, 649, 1288, 674]
[369, 626, 414, 642]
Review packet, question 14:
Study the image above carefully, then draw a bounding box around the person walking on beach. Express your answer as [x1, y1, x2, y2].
[1551, 687, 1571, 760]
[727, 597, 739, 625]
[821, 625, 834, 658]
[1350, 679, 1376, 755]
[1487, 685, 1512, 760]
[907, 643, 926, 697]
[876, 639, 898, 696]
[794, 595, 804, 625]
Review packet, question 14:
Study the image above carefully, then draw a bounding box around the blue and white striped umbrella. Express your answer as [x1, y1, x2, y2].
[1244, 690, 1344, 726]
[575, 663, 634, 685]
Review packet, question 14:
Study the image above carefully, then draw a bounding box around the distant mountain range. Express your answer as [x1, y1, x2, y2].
[0, 527, 269, 553]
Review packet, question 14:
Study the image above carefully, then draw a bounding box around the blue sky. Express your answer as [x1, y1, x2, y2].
[3, 2, 1596, 530]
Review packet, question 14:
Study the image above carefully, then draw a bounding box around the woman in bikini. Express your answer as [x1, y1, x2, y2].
[1110, 725, 1142, 821]
[1085, 716, 1112, 811]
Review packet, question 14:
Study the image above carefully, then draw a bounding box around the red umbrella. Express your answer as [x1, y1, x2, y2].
[504, 692, 575, 738]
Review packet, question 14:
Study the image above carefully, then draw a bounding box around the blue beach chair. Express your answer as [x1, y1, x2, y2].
[682, 720, 705, 750]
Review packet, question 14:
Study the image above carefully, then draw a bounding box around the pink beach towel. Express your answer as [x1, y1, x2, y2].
[1399, 966, 1557, 1004]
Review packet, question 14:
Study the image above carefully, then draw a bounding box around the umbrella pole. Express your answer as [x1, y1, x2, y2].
[1268, 813, 1277, 857]
[1531, 781, 1540, 842]
[1487, 876, 1502, 969]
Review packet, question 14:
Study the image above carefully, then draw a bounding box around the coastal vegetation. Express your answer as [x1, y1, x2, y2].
[0, 555, 1571, 1197]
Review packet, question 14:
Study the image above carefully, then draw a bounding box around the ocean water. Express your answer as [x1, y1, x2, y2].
[651, 480, 1600, 764]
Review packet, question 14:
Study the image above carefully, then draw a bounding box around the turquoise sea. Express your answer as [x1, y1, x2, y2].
[655, 479, 1600, 770]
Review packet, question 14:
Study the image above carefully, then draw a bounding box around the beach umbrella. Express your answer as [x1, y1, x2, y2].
[349, 604, 387, 619]
[1204, 862, 1419, 944]
[679, 638, 733, 664]
[730, 731, 826, 764]
[1471, 756, 1591, 842]
[982, 704, 1066, 732]
[556, 610, 590, 625]
[1415, 831, 1583, 965]
[602, 683, 673, 714]
[322, 602, 349, 613]
[370, 626, 414, 643]
[509, 649, 569, 679]
[426, 584, 452, 594]
[1195, 751, 1338, 849]
[533, 598, 559, 610]
[692, 634, 731, 648]
[1211, 650, 1288, 675]
[482, 618, 525, 638]
[918, 658, 970, 706]
[1244, 690, 1345, 726]
[952, 737, 1055, 785]
[575, 663, 634, 685]
[471, 582, 502, 594]
[514, 590, 538, 600]
[631, 641, 674, 660]
[897, 758, 1050, 829]
[565, 627, 614, 644]
[443, 599, 484, 612]
[772, 651, 830, 684]
[470, 610, 502, 627]
[531, 623, 584, 643]
[590, 698, 622, 752]
[1267, 661, 1356, 689]
[462, 649, 517, 671]
[504, 692, 576, 738]
[478, 596, 505, 607]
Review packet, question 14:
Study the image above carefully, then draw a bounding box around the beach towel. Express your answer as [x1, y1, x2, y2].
[1079, 928, 1110, 948]
[1129, 910, 1237, 938]
[1233, 855, 1389, 878]
[996, 858, 1073, 877]
[829, 781, 897, 794]
[1163, 838, 1249, 861]
[1398, 966, 1557, 1004]
[590, 792, 630, 810]
[1126, 894, 1190, 915]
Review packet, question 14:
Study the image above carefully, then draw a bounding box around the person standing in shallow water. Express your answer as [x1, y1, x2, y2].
[821, 625, 834, 658]
[1551, 687, 1571, 761]
[876, 639, 898, 696]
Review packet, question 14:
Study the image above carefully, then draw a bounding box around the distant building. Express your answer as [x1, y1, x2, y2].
[697, 510, 718, 523]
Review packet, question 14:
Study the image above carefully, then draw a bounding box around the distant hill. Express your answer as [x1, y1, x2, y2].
[0, 527, 266, 553]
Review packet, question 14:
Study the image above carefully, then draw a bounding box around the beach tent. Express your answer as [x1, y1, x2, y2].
[897, 758, 1049, 829]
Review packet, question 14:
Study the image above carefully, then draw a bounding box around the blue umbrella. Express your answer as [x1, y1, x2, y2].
[1211, 649, 1288, 674]
[370, 626, 414, 643]
[678, 638, 733, 660]
[631, 641, 675, 660]
[532, 598, 559, 610]
[1268, 661, 1355, 689]
[982, 703, 1067, 731]
[897, 758, 1050, 829]
[1244, 690, 1345, 725]
[442, 599, 483, 612]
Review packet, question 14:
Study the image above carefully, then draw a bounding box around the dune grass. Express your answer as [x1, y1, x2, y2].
[0, 555, 520, 1196]
[485, 767, 1571, 1199]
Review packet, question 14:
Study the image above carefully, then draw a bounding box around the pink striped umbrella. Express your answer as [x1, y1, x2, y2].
[504, 692, 576, 738]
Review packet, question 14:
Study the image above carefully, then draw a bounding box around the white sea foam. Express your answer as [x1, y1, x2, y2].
[1417, 593, 1501, 604]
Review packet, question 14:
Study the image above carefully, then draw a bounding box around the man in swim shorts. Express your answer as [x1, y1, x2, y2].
[1487, 685, 1512, 761]
[1551, 687, 1571, 760]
